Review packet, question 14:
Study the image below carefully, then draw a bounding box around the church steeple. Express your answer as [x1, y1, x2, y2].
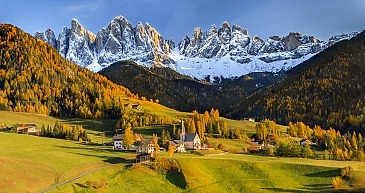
[180, 119, 185, 141]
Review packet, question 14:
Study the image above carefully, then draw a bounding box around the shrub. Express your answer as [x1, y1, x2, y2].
[332, 176, 345, 189]
[263, 145, 275, 156]
[341, 166, 354, 178]
[323, 150, 330, 160]
[86, 180, 107, 190]
[149, 159, 180, 174]
[217, 143, 225, 150]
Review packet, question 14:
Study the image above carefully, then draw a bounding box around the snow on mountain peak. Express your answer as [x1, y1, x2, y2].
[34, 16, 360, 80]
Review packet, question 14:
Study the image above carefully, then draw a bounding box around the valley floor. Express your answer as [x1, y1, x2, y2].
[1, 132, 365, 193]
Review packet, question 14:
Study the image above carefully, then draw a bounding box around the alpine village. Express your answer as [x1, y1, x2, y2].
[1, 2, 365, 193]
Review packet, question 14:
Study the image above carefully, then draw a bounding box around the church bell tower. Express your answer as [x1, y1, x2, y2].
[180, 119, 185, 141]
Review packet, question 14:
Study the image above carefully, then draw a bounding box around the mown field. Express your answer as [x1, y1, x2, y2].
[0, 109, 266, 143]
[3, 111, 365, 192]
[0, 132, 134, 193]
[0, 111, 118, 143]
[1, 132, 365, 193]
[49, 151, 365, 193]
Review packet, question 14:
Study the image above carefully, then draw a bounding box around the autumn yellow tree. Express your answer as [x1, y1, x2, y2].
[123, 124, 134, 149]
[168, 142, 175, 158]
[152, 134, 160, 157]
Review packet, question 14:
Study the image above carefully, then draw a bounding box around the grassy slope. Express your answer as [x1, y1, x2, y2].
[0, 111, 118, 143]
[0, 105, 269, 142]
[50, 152, 365, 193]
[1, 132, 365, 193]
[0, 132, 137, 193]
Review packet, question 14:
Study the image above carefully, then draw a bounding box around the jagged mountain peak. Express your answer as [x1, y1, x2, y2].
[35, 15, 175, 71]
[173, 21, 359, 80]
[34, 28, 57, 49]
[221, 21, 231, 29]
[34, 16, 359, 81]
[71, 18, 85, 33]
[209, 24, 218, 34]
[232, 24, 248, 35]
[108, 15, 132, 30]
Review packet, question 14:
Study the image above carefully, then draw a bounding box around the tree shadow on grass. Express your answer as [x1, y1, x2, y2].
[74, 183, 88, 188]
[166, 169, 187, 189]
[55, 144, 118, 154]
[55, 144, 136, 164]
[58, 118, 118, 133]
[103, 157, 127, 164]
[305, 169, 340, 178]
[262, 184, 334, 193]
[72, 152, 134, 164]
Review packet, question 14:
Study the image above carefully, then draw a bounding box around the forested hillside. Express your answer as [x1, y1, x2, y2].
[99, 60, 281, 113]
[232, 30, 365, 133]
[0, 24, 135, 118]
[99, 61, 225, 112]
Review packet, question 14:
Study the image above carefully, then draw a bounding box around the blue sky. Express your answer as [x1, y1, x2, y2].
[1, 0, 365, 41]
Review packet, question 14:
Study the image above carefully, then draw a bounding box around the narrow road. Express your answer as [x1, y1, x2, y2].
[37, 164, 118, 193]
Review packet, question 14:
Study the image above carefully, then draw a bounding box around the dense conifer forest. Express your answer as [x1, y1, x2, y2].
[233, 30, 365, 134]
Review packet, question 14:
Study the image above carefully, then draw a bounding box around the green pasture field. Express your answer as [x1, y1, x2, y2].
[49, 151, 365, 193]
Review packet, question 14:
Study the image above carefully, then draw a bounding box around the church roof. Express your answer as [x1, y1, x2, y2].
[171, 140, 184, 145]
[185, 133, 198, 142]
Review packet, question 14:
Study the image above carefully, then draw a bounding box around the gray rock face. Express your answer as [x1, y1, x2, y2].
[65, 19, 96, 67]
[34, 29, 57, 49]
[179, 21, 334, 64]
[58, 27, 70, 58]
[35, 16, 174, 69]
[34, 16, 359, 79]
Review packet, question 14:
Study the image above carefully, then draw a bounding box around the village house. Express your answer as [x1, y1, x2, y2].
[247, 140, 265, 152]
[131, 104, 143, 111]
[135, 139, 155, 154]
[113, 133, 156, 154]
[170, 140, 186, 152]
[0, 123, 10, 132]
[113, 133, 144, 150]
[113, 134, 124, 149]
[300, 138, 317, 147]
[16, 124, 40, 135]
[124, 103, 143, 111]
[244, 118, 255, 122]
[124, 103, 133, 109]
[135, 153, 152, 163]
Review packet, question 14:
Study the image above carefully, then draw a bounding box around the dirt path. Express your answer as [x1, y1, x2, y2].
[37, 164, 117, 193]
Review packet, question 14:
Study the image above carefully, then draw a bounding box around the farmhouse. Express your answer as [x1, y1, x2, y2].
[247, 140, 265, 152]
[113, 133, 144, 150]
[244, 118, 255, 122]
[135, 153, 152, 163]
[16, 124, 40, 135]
[113, 133, 156, 154]
[0, 123, 10, 132]
[124, 103, 143, 111]
[135, 140, 156, 154]
[170, 140, 186, 152]
[113, 134, 124, 149]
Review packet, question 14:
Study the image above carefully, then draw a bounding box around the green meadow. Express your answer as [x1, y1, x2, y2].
[2, 111, 365, 192]
[48, 151, 365, 193]
[1, 131, 365, 193]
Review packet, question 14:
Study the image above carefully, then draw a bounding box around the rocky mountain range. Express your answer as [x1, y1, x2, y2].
[35, 16, 175, 71]
[35, 16, 359, 80]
